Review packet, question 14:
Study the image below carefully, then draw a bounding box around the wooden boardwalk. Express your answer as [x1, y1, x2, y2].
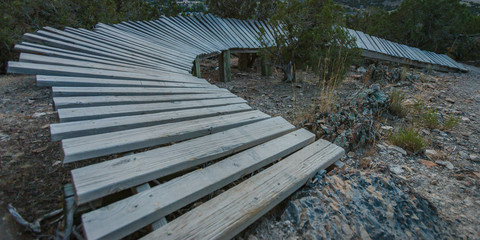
[7, 14, 465, 240]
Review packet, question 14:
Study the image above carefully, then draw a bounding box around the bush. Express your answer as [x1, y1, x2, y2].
[389, 89, 406, 117]
[259, 0, 359, 83]
[389, 128, 427, 154]
[422, 109, 440, 129]
[442, 115, 460, 130]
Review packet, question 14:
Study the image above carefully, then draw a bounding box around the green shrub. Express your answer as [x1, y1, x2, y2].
[389, 128, 427, 154]
[442, 115, 460, 130]
[422, 109, 440, 129]
[258, 0, 359, 83]
[389, 89, 406, 117]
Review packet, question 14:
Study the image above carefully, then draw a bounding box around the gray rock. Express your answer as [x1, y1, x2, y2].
[390, 165, 405, 175]
[436, 161, 454, 170]
[459, 151, 470, 160]
[389, 145, 407, 155]
[357, 66, 367, 73]
[469, 154, 479, 162]
[425, 149, 438, 160]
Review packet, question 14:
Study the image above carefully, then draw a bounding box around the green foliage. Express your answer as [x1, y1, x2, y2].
[389, 128, 427, 153]
[389, 89, 406, 117]
[442, 115, 460, 130]
[259, 0, 359, 83]
[421, 109, 440, 129]
[0, 0, 180, 73]
[346, 0, 480, 61]
[206, 0, 277, 20]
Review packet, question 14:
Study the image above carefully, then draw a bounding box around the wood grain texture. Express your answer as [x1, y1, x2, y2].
[62, 110, 269, 162]
[50, 104, 252, 141]
[57, 97, 245, 122]
[71, 117, 294, 205]
[141, 139, 344, 240]
[81, 129, 314, 240]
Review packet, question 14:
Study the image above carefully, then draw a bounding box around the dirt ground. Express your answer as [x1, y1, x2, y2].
[0, 56, 479, 238]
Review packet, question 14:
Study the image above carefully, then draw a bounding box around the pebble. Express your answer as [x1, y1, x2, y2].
[357, 66, 367, 73]
[436, 161, 454, 170]
[459, 151, 470, 160]
[32, 112, 47, 118]
[445, 98, 455, 103]
[347, 151, 355, 158]
[461, 117, 470, 122]
[377, 144, 387, 151]
[381, 126, 393, 131]
[390, 165, 405, 175]
[470, 154, 479, 161]
[388, 145, 407, 156]
[425, 149, 438, 160]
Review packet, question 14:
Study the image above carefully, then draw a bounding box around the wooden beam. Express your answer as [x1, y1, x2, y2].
[192, 56, 201, 77]
[71, 117, 295, 205]
[50, 104, 252, 141]
[218, 50, 231, 82]
[261, 54, 272, 76]
[141, 139, 344, 240]
[81, 129, 314, 240]
[61, 111, 269, 163]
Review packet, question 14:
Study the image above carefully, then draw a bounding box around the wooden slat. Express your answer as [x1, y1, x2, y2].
[36, 75, 203, 88]
[71, 117, 294, 204]
[81, 129, 314, 240]
[51, 86, 224, 97]
[62, 110, 269, 163]
[8, 61, 207, 85]
[50, 104, 252, 141]
[141, 139, 344, 240]
[57, 97, 245, 122]
[53, 93, 236, 108]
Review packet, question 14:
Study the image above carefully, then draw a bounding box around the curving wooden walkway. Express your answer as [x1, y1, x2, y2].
[7, 14, 465, 240]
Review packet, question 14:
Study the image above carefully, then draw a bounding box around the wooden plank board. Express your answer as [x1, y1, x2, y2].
[132, 183, 168, 230]
[53, 93, 236, 109]
[36, 75, 203, 88]
[50, 104, 252, 141]
[81, 129, 315, 240]
[71, 117, 295, 204]
[141, 139, 344, 240]
[8, 61, 207, 85]
[57, 97, 246, 122]
[51, 86, 225, 97]
[62, 110, 270, 163]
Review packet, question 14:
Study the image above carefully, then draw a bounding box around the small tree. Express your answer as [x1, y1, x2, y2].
[259, 0, 359, 83]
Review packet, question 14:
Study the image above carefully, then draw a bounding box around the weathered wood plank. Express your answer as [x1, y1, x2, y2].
[71, 117, 295, 204]
[51, 86, 225, 97]
[57, 97, 246, 122]
[50, 104, 252, 141]
[8, 61, 207, 85]
[141, 139, 344, 240]
[62, 110, 270, 163]
[36, 75, 204, 88]
[53, 92, 236, 109]
[81, 129, 314, 240]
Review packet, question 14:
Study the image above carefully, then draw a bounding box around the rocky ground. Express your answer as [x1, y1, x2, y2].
[0, 57, 479, 239]
[202, 56, 480, 239]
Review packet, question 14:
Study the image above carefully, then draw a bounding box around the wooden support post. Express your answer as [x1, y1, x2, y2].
[192, 56, 201, 78]
[238, 53, 249, 71]
[261, 55, 272, 76]
[219, 50, 231, 82]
